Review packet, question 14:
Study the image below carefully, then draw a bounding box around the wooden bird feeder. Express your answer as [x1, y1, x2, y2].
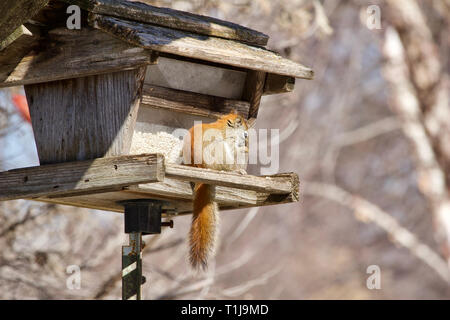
[0, 0, 313, 299]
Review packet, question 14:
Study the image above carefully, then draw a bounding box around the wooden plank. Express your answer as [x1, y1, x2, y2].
[34, 190, 192, 214]
[32, 175, 298, 215]
[0, 0, 48, 42]
[263, 74, 296, 95]
[129, 176, 299, 212]
[141, 84, 250, 119]
[25, 66, 146, 164]
[0, 25, 32, 51]
[0, 27, 156, 88]
[0, 154, 165, 201]
[129, 178, 259, 206]
[10, 160, 298, 214]
[33, 193, 131, 213]
[89, 14, 314, 79]
[242, 70, 266, 121]
[0, 25, 39, 83]
[165, 164, 297, 194]
[64, 0, 269, 46]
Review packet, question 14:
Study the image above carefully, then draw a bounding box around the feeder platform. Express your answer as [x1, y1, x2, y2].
[0, 154, 299, 216]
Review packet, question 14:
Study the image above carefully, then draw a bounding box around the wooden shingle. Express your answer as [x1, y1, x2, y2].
[89, 13, 314, 79]
[0, 0, 49, 42]
[63, 0, 269, 46]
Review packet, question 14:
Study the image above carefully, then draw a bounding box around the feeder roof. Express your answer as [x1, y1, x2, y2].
[0, 0, 313, 87]
[65, 0, 269, 46]
[0, 0, 49, 45]
[67, 0, 314, 79]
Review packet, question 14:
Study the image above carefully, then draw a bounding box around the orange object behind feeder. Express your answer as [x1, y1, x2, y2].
[12, 94, 31, 123]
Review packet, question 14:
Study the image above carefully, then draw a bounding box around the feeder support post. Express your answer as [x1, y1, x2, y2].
[120, 200, 172, 300]
[122, 232, 144, 300]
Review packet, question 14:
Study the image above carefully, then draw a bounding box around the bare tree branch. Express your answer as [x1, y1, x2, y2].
[382, 3, 450, 265]
[304, 181, 450, 283]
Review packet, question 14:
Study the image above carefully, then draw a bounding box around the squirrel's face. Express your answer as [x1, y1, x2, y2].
[224, 114, 249, 148]
[225, 114, 247, 130]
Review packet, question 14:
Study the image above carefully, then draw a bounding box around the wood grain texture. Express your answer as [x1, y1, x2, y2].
[165, 164, 296, 194]
[31, 175, 298, 215]
[89, 14, 314, 79]
[242, 70, 266, 121]
[263, 74, 296, 95]
[0, 150, 299, 214]
[129, 173, 299, 210]
[0, 25, 32, 51]
[130, 177, 261, 206]
[64, 0, 268, 46]
[141, 84, 250, 119]
[0, 154, 165, 201]
[25, 67, 146, 164]
[3, 157, 299, 214]
[0, 27, 156, 88]
[0, 0, 48, 42]
[34, 190, 184, 214]
[0, 25, 41, 85]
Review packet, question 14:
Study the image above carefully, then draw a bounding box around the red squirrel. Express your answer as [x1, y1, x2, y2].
[183, 112, 249, 270]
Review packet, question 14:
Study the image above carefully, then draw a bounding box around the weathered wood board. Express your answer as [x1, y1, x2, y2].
[0, 28, 156, 88]
[34, 183, 297, 215]
[0, 25, 32, 51]
[0, 25, 40, 86]
[129, 174, 298, 213]
[25, 67, 146, 164]
[0, 0, 49, 42]
[35, 190, 188, 214]
[89, 13, 314, 79]
[165, 164, 296, 194]
[0, 154, 165, 201]
[129, 179, 260, 207]
[0, 154, 299, 215]
[242, 70, 266, 121]
[63, 0, 269, 46]
[33, 176, 298, 215]
[141, 85, 250, 119]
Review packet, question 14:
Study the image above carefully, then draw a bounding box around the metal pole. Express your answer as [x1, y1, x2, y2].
[119, 200, 173, 300]
[122, 232, 143, 300]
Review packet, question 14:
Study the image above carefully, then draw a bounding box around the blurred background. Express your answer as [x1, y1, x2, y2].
[0, 0, 449, 299]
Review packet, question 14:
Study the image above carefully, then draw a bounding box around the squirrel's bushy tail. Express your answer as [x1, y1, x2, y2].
[189, 183, 219, 270]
